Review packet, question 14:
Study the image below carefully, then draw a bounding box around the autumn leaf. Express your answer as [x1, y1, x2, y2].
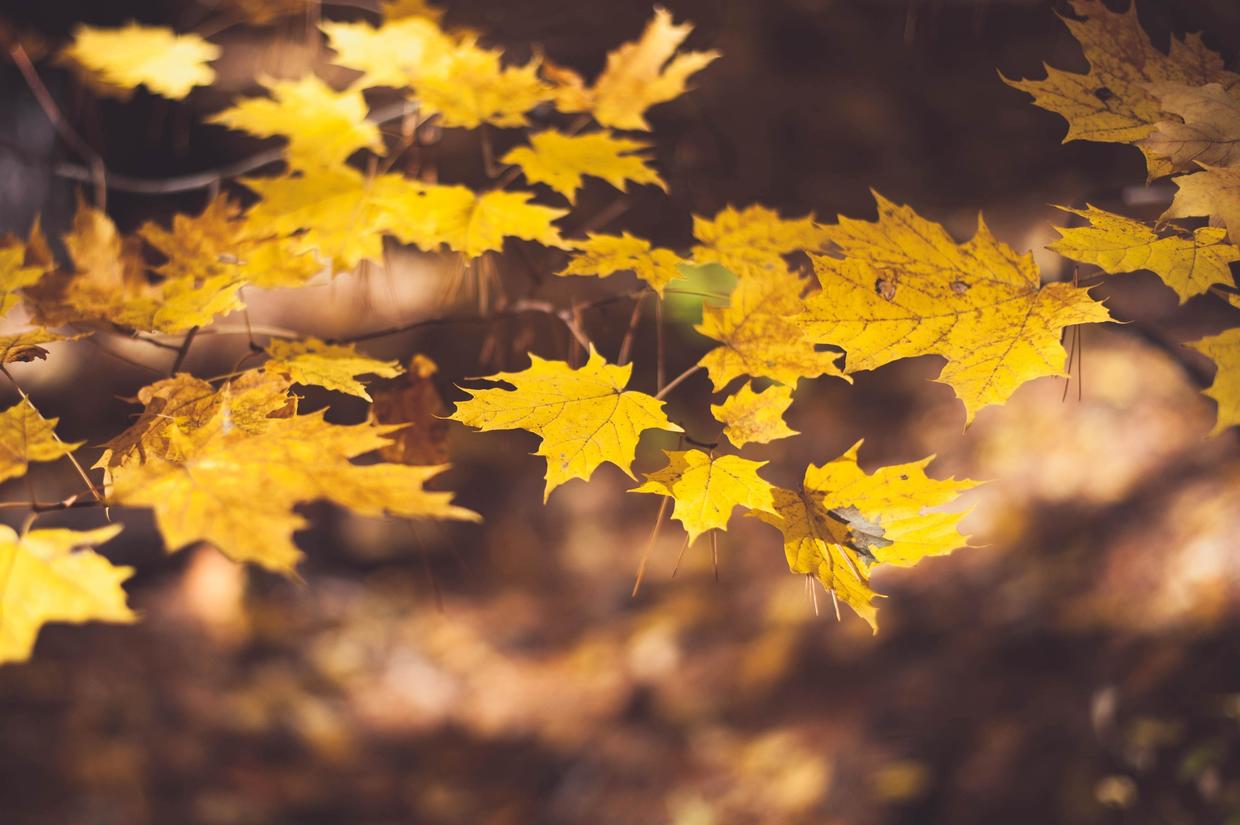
[0, 329, 73, 364]
[1050, 204, 1239, 302]
[378, 182, 569, 259]
[371, 354, 451, 465]
[501, 130, 665, 203]
[61, 23, 218, 99]
[695, 260, 846, 391]
[264, 337, 403, 400]
[0, 236, 45, 317]
[449, 347, 683, 499]
[0, 401, 81, 484]
[140, 196, 322, 290]
[691, 204, 830, 272]
[1188, 328, 1240, 435]
[548, 7, 718, 130]
[209, 74, 383, 170]
[27, 200, 243, 333]
[711, 382, 799, 448]
[108, 374, 478, 573]
[413, 42, 552, 129]
[1142, 82, 1240, 172]
[323, 16, 456, 89]
[1002, 0, 1240, 177]
[796, 192, 1111, 423]
[559, 232, 686, 296]
[1163, 165, 1240, 245]
[0, 524, 134, 665]
[631, 449, 776, 546]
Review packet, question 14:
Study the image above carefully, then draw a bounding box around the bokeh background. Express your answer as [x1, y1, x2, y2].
[2, 0, 1240, 822]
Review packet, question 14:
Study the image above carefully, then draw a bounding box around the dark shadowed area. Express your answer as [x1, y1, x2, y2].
[1, 1, 1239, 823]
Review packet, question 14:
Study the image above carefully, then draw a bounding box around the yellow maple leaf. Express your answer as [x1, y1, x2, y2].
[414, 41, 552, 128]
[323, 16, 456, 89]
[0, 236, 45, 317]
[0, 329, 72, 365]
[0, 401, 80, 484]
[264, 337, 403, 400]
[0, 524, 134, 665]
[209, 74, 384, 170]
[549, 7, 718, 130]
[711, 382, 799, 448]
[631, 449, 776, 545]
[558, 232, 686, 296]
[1142, 82, 1240, 172]
[448, 347, 683, 499]
[797, 192, 1111, 423]
[1050, 204, 1239, 302]
[754, 442, 976, 630]
[140, 196, 322, 290]
[61, 23, 218, 99]
[1188, 328, 1240, 435]
[378, 182, 569, 259]
[1002, 0, 1240, 178]
[108, 374, 478, 573]
[695, 261, 846, 391]
[27, 201, 243, 333]
[242, 167, 403, 271]
[692, 204, 830, 272]
[1163, 165, 1240, 246]
[501, 130, 665, 203]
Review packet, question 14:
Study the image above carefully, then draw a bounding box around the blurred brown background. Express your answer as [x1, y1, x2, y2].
[2, 1, 1240, 823]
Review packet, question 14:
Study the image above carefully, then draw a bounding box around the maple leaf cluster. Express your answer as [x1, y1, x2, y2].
[2, 0, 1237, 662]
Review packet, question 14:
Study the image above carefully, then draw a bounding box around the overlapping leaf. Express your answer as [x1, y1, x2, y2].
[1188, 328, 1240, 436]
[797, 192, 1111, 422]
[0, 401, 80, 484]
[449, 348, 683, 499]
[264, 338, 403, 400]
[631, 449, 776, 545]
[559, 232, 686, 296]
[692, 204, 829, 272]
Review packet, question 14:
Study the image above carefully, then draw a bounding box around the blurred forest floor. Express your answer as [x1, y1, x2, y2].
[2, 1, 1240, 823]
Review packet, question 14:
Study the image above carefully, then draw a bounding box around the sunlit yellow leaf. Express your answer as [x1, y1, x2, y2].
[264, 337, 403, 400]
[711, 382, 799, 448]
[1002, 0, 1240, 177]
[0, 401, 80, 485]
[692, 204, 830, 272]
[209, 74, 383, 170]
[0, 329, 72, 365]
[797, 192, 1111, 423]
[0, 524, 134, 665]
[414, 42, 551, 128]
[61, 23, 218, 99]
[631, 449, 775, 545]
[549, 7, 718, 130]
[559, 232, 686, 296]
[448, 347, 683, 499]
[696, 261, 845, 391]
[0, 236, 45, 317]
[323, 16, 456, 89]
[1050, 204, 1239, 302]
[108, 374, 478, 573]
[1188, 328, 1240, 436]
[502, 130, 665, 203]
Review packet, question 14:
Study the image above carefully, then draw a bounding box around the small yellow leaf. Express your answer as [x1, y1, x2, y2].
[696, 261, 845, 391]
[502, 130, 665, 203]
[413, 42, 552, 128]
[0, 401, 81, 485]
[1050, 205, 1239, 302]
[61, 23, 218, 99]
[209, 74, 384, 171]
[711, 382, 799, 448]
[631, 449, 775, 546]
[692, 204, 830, 272]
[0, 524, 134, 665]
[0, 329, 72, 364]
[559, 232, 686, 296]
[797, 192, 1111, 423]
[0, 236, 45, 317]
[264, 337, 403, 400]
[323, 16, 456, 89]
[1002, 0, 1240, 177]
[550, 7, 718, 130]
[108, 374, 478, 573]
[1188, 328, 1240, 436]
[449, 347, 683, 499]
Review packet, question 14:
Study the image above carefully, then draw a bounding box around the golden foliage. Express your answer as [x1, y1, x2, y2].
[1188, 328, 1240, 435]
[692, 204, 829, 272]
[61, 23, 218, 99]
[264, 338, 403, 400]
[559, 233, 686, 296]
[711, 382, 799, 448]
[0, 401, 80, 485]
[631, 449, 776, 546]
[502, 130, 665, 203]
